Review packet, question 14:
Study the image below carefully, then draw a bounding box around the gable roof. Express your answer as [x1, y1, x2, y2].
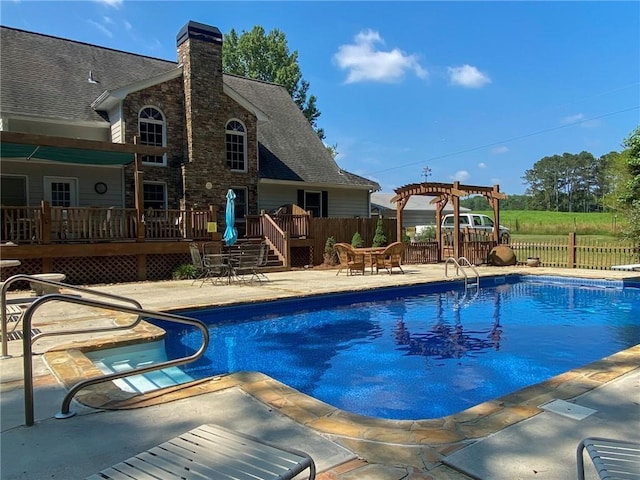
[371, 192, 470, 212]
[0, 26, 177, 124]
[0, 25, 379, 190]
[224, 74, 377, 188]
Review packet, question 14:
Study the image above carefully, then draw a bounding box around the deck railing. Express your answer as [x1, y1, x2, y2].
[1, 203, 214, 244]
[246, 213, 310, 239]
[260, 214, 290, 268]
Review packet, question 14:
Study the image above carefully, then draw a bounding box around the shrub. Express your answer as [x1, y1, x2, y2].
[351, 232, 364, 248]
[414, 226, 436, 242]
[172, 263, 197, 280]
[372, 218, 388, 247]
[323, 236, 338, 265]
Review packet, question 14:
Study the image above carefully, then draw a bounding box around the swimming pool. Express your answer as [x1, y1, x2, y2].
[151, 275, 640, 420]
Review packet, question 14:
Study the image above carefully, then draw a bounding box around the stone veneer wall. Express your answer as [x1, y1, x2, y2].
[118, 24, 260, 218]
[177, 32, 259, 221]
[122, 77, 186, 208]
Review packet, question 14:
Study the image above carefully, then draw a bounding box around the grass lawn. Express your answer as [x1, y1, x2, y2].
[475, 210, 628, 236]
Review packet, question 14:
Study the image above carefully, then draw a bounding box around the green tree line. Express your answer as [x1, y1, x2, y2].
[461, 126, 639, 242]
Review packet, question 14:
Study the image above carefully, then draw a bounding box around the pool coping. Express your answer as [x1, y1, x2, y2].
[41, 271, 640, 466]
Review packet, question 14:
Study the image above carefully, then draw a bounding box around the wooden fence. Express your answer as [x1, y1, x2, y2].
[404, 241, 439, 264]
[510, 233, 639, 269]
[308, 217, 397, 265]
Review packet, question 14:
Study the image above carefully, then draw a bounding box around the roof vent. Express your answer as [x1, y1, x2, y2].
[87, 70, 100, 84]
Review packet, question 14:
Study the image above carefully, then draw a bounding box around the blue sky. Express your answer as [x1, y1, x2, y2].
[2, 1, 639, 195]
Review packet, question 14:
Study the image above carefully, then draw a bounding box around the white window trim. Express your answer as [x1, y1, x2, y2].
[226, 118, 248, 173]
[43, 176, 78, 207]
[139, 105, 167, 167]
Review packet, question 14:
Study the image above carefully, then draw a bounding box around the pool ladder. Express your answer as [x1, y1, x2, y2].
[445, 257, 480, 307]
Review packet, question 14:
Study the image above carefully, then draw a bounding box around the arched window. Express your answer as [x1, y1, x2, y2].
[226, 120, 246, 172]
[138, 106, 166, 166]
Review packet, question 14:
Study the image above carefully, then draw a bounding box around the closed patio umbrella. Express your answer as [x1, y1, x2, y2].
[223, 189, 238, 246]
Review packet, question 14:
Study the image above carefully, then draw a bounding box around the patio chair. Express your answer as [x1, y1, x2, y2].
[255, 241, 270, 282]
[189, 243, 226, 286]
[334, 243, 365, 276]
[87, 423, 316, 480]
[232, 243, 264, 284]
[373, 241, 406, 274]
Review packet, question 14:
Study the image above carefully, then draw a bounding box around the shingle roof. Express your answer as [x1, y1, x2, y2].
[0, 25, 379, 190]
[0, 26, 177, 123]
[225, 74, 377, 188]
[371, 192, 470, 212]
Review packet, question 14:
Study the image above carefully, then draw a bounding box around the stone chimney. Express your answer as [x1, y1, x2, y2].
[176, 21, 224, 166]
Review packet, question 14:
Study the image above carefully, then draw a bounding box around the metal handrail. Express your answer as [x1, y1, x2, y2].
[21, 293, 209, 426]
[444, 256, 480, 291]
[445, 256, 467, 280]
[1, 274, 144, 358]
[457, 256, 480, 288]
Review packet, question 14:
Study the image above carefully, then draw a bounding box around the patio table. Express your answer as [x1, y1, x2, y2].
[354, 247, 385, 273]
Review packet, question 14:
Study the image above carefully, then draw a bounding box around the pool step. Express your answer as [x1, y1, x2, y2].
[88, 342, 193, 394]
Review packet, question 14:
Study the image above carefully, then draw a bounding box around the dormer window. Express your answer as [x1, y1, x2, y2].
[139, 106, 166, 166]
[226, 119, 247, 172]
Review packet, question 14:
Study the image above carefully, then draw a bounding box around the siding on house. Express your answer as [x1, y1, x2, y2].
[1, 160, 125, 207]
[109, 107, 124, 143]
[258, 183, 371, 218]
[4, 118, 109, 141]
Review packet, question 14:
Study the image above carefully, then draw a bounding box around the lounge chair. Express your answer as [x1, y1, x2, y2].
[373, 241, 406, 274]
[334, 243, 365, 276]
[576, 437, 640, 480]
[87, 423, 316, 480]
[611, 264, 640, 271]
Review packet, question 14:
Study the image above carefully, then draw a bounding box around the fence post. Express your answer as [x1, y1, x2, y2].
[41, 200, 52, 244]
[568, 232, 576, 268]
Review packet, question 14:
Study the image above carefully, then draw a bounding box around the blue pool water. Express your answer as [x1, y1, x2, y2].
[152, 275, 640, 420]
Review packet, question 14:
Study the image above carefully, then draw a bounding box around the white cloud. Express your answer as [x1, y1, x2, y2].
[447, 64, 491, 88]
[491, 146, 508, 154]
[124, 20, 133, 31]
[562, 113, 600, 129]
[103, 16, 114, 25]
[94, 0, 123, 7]
[88, 19, 113, 38]
[334, 30, 427, 84]
[451, 170, 470, 182]
[477, 162, 487, 169]
[561, 113, 585, 124]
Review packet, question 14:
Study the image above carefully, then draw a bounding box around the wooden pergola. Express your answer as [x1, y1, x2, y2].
[390, 181, 506, 259]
